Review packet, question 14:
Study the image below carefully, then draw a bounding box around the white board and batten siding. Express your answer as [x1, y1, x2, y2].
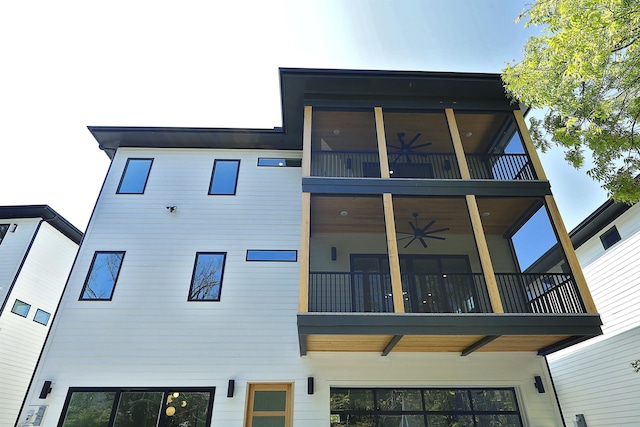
[548, 202, 640, 426]
[22, 148, 563, 426]
[0, 220, 79, 427]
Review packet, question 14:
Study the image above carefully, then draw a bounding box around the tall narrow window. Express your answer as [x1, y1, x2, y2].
[189, 252, 226, 301]
[0, 224, 9, 244]
[209, 160, 240, 195]
[11, 299, 31, 317]
[600, 226, 621, 250]
[245, 383, 292, 427]
[117, 158, 153, 194]
[80, 252, 125, 300]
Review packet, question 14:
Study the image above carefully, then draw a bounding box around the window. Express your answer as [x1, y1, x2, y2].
[257, 158, 302, 167]
[209, 160, 240, 195]
[11, 299, 30, 317]
[189, 253, 226, 301]
[330, 387, 523, 427]
[600, 226, 621, 250]
[245, 383, 292, 427]
[117, 158, 153, 194]
[80, 252, 125, 300]
[246, 250, 297, 262]
[0, 224, 9, 244]
[59, 387, 215, 427]
[33, 309, 51, 325]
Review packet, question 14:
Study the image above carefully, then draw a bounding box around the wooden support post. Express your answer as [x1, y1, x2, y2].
[302, 106, 312, 177]
[544, 195, 598, 313]
[298, 192, 311, 313]
[445, 108, 471, 180]
[383, 193, 405, 313]
[466, 195, 503, 313]
[374, 107, 391, 178]
[513, 109, 547, 181]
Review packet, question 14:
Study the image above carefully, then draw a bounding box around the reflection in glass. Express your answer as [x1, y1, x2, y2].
[81, 252, 125, 300]
[423, 389, 471, 411]
[209, 160, 240, 195]
[427, 415, 474, 427]
[377, 389, 423, 411]
[254, 390, 287, 411]
[330, 388, 375, 411]
[251, 416, 286, 427]
[117, 159, 153, 194]
[61, 392, 116, 427]
[189, 253, 226, 301]
[331, 414, 376, 427]
[113, 392, 163, 427]
[33, 308, 51, 325]
[164, 391, 211, 427]
[11, 299, 31, 317]
[380, 415, 425, 427]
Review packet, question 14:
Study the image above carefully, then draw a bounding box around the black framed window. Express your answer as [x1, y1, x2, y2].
[209, 160, 240, 195]
[0, 224, 9, 244]
[58, 387, 215, 427]
[246, 250, 297, 262]
[80, 252, 125, 300]
[189, 252, 227, 301]
[257, 158, 302, 167]
[330, 387, 523, 427]
[11, 299, 31, 317]
[117, 159, 153, 194]
[600, 225, 621, 250]
[33, 309, 51, 325]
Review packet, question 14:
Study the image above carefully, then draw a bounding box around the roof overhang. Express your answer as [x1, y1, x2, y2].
[0, 205, 82, 244]
[89, 68, 520, 158]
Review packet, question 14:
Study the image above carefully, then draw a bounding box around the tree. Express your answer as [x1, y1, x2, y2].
[503, 0, 640, 203]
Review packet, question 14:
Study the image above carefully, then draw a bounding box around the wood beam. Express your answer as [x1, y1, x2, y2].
[513, 109, 547, 181]
[299, 192, 311, 313]
[545, 195, 598, 313]
[445, 108, 471, 180]
[466, 195, 504, 313]
[461, 335, 500, 356]
[383, 193, 405, 313]
[375, 107, 391, 178]
[302, 106, 312, 177]
[382, 335, 404, 356]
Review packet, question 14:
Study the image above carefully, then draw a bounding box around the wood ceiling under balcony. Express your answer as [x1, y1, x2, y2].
[311, 195, 540, 236]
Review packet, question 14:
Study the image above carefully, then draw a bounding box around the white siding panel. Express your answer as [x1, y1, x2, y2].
[0, 222, 78, 427]
[22, 148, 563, 426]
[549, 326, 640, 426]
[0, 218, 39, 307]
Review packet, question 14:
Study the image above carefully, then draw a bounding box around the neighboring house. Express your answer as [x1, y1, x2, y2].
[0, 206, 81, 427]
[17, 69, 602, 427]
[547, 200, 640, 426]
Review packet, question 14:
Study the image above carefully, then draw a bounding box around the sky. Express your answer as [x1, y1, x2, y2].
[0, 0, 608, 232]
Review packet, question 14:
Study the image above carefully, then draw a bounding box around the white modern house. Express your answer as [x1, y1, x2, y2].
[547, 199, 640, 426]
[0, 206, 81, 427]
[17, 69, 603, 427]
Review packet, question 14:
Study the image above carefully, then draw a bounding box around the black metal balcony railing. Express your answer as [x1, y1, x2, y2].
[309, 272, 393, 313]
[311, 150, 536, 180]
[308, 272, 585, 314]
[496, 273, 585, 314]
[466, 153, 536, 180]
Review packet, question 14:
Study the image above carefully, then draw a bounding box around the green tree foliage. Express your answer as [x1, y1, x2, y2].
[503, 0, 640, 203]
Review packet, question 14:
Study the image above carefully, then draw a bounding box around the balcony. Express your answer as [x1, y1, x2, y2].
[298, 194, 602, 357]
[309, 109, 539, 181]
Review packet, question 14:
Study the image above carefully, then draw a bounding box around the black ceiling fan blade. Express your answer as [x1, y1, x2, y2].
[407, 132, 422, 145]
[424, 235, 447, 240]
[420, 220, 436, 233]
[403, 237, 418, 249]
[418, 237, 428, 248]
[408, 221, 420, 233]
[397, 235, 414, 241]
[387, 144, 403, 151]
[411, 142, 433, 149]
[427, 227, 450, 234]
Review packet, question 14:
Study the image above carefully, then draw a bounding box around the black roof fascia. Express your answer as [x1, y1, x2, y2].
[0, 205, 82, 244]
[89, 68, 519, 158]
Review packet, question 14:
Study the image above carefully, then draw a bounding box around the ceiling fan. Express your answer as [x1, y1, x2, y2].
[398, 212, 449, 249]
[387, 132, 432, 164]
